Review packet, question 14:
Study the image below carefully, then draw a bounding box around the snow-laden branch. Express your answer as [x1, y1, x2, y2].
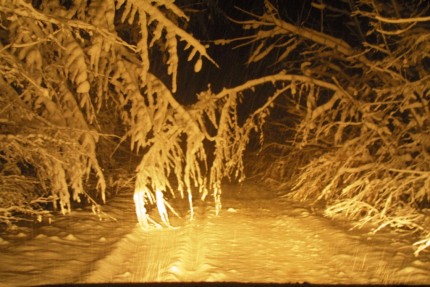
[271, 17, 358, 59]
[0, 0, 136, 51]
[258, 0, 364, 62]
[214, 73, 346, 100]
[146, 73, 202, 136]
[140, 1, 218, 68]
[354, 10, 430, 24]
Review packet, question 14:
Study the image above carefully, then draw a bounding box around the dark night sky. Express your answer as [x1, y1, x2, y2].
[173, 0, 346, 100]
[172, 0, 362, 108]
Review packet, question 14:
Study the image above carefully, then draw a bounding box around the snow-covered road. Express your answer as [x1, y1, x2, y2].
[84, 184, 430, 284]
[1, 183, 429, 286]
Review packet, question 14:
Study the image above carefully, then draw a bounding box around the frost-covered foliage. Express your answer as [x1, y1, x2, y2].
[0, 0, 107, 224]
[223, 0, 430, 254]
[0, 0, 218, 226]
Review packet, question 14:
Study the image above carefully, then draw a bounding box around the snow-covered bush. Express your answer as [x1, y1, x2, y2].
[222, 0, 430, 254]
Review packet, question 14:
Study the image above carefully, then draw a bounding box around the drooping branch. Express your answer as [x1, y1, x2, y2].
[0, 0, 136, 51]
[354, 10, 430, 24]
[213, 73, 345, 100]
[0, 0, 221, 227]
[265, 3, 361, 60]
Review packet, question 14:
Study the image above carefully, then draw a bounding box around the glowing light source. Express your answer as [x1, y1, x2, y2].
[156, 189, 170, 226]
[133, 190, 149, 229]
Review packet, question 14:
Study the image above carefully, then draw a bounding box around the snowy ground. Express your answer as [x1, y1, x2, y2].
[1, 182, 430, 286]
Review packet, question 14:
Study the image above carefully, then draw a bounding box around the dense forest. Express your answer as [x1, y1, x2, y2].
[0, 0, 429, 255]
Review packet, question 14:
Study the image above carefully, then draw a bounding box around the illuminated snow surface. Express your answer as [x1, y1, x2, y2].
[1, 183, 430, 286]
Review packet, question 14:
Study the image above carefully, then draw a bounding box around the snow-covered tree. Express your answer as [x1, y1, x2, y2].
[0, 0, 218, 226]
[221, 0, 429, 254]
[0, 0, 284, 230]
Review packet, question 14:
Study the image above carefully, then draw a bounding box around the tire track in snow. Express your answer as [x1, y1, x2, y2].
[83, 224, 186, 283]
[82, 185, 430, 285]
[195, 194, 430, 285]
[164, 201, 218, 281]
[201, 200, 325, 283]
[84, 201, 219, 283]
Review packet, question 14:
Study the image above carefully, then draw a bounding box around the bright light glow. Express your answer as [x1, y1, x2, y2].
[156, 189, 170, 226]
[133, 190, 149, 229]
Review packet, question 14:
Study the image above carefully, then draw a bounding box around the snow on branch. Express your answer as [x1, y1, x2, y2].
[354, 10, 430, 24]
[214, 73, 345, 100]
[0, 0, 135, 51]
[221, 0, 367, 65]
[140, 1, 217, 66]
[113, 0, 218, 93]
